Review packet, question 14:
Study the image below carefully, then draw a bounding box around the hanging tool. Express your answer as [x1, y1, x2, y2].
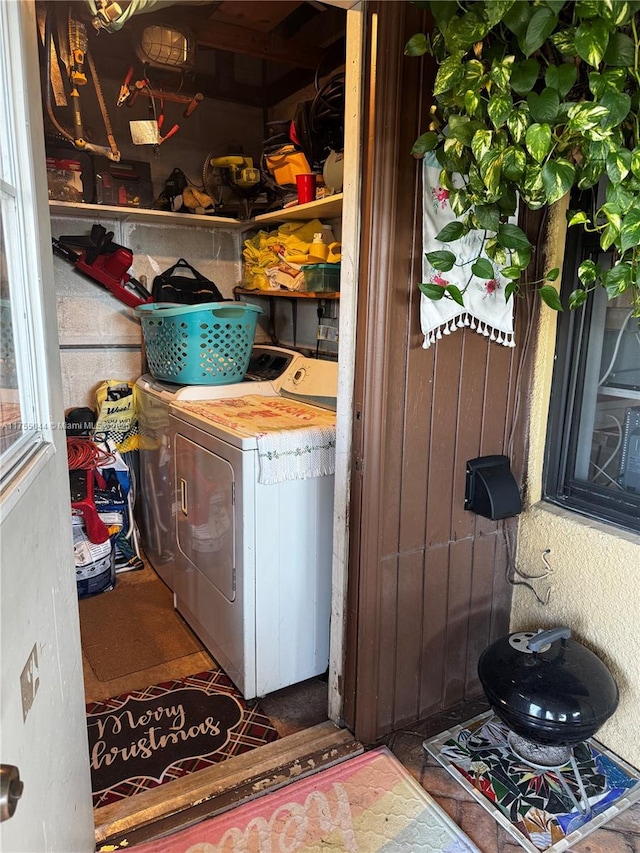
[117, 65, 134, 108]
[120, 79, 203, 118]
[52, 225, 152, 309]
[44, 5, 120, 162]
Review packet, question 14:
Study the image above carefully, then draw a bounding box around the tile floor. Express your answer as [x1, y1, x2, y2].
[84, 567, 639, 850]
[385, 712, 640, 853]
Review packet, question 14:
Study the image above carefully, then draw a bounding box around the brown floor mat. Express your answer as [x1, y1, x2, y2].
[79, 568, 204, 681]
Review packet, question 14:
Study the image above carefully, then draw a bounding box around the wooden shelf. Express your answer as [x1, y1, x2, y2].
[49, 201, 245, 228]
[234, 287, 339, 300]
[253, 194, 342, 224]
[49, 194, 343, 228]
[234, 287, 339, 348]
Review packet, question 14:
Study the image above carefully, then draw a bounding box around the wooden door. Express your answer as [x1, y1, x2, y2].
[344, 1, 535, 744]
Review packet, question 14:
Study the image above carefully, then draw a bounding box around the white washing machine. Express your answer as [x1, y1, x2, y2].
[135, 346, 301, 591]
[168, 356, 338, 699]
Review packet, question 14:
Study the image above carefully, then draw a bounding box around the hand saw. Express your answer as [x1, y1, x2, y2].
[44, 5, 120, 162]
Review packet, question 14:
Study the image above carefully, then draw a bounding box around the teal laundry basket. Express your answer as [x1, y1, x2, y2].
[135, 301, 263, 385]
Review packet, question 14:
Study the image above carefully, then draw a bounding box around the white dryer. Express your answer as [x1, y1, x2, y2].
[135, 346, 301, 591]
[168, 357, 338, 700]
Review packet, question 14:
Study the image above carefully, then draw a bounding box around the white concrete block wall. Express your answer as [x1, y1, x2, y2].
[51, 214, 244, 410]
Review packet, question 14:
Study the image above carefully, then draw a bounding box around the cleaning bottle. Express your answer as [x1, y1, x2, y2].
[308, 232, 329, 263]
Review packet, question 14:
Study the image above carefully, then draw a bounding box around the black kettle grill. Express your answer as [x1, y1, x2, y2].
[478, 627, 619, 752]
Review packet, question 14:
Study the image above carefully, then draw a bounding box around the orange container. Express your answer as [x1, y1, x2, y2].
[264, 145, 311, 186]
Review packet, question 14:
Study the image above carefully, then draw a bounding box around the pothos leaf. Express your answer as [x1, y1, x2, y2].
[501, 265, 523, 279]
[541, 159, 576, 204]
[578, 259, 598, 285]
[619, 209, 640, 253]
[522, 7, 558, 57]
[546, 267, 560, 281]
[505, 281, 519, 301]
[606, 148, 632, 183]
[589, 68, 627, 98]
[599, 91, 631, 130]
[479, 149, 503, 193]
[429, 0, 458, 29]
[488, 93, 513, 128]
[568, 210, 589, 227]
[434, 52, 466, 96]
[502, 146, 527, 180]
[425, 250, 456, 271]
[445, 284, 465, 306]
[525, 123, 552, 162]
[602, 262, 633, 298]
[511, 59, 539, 94]
[603, 31, 635, 66]
[527, 87, 560, 123]
[418, 281, 446, 300]
[474, 204, 501, 231]
[485, 0, 517, 27]
[503, 1, 532, 36]
[545, 62, 577, 97]
[568, 289, 588, 309]
[472, 129, 494, 162]
[436, 221, 466, 242]
[507, 107, 531, 144]
[539, 285, 564, 310]
[497, 223, 531, 251]
[471, 257, 496, 279]
[404, 33, 429, 57]
[575, 19, 610, 67]
[412, 131, 439, 156]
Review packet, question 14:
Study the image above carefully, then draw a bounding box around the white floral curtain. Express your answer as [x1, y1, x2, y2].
[421, 159, 516, 349]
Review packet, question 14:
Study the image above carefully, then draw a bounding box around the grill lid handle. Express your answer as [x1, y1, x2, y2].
[527, 626, 571, 653]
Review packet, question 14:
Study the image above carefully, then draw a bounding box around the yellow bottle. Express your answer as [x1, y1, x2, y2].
[308, 232, 329, 263]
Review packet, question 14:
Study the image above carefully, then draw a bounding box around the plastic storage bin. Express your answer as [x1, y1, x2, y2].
[135, 302, 263, 385]
[301, 263, 341, 292]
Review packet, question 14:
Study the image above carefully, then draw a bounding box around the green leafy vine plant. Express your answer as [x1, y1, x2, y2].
[406, 0, 640, 315]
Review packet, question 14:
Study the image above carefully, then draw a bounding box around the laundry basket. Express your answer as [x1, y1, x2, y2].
[135, 302, 263, 385]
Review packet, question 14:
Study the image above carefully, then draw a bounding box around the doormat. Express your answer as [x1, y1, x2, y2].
[87, 669, 279, 809]
[79, 569, 204, 681]
[123, 746, 481, 853]
[423, 711, 640, 853]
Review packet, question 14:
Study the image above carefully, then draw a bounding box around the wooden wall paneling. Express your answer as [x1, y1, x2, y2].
[426, 333, 464, 547]
[489, 521, 514, 643]
[393, 162, 434, 557]
[443, 537, 475, 708]
[465, 532, 499, 698]
[473, 342, 516, 538]
[398, 346, 434, 553]
[376, 554, 401, 731]
[419, 543, 450, 716]
[450, 330, 491, 542]
[345, 0, 526, 743]
[345, 3, 430, 741]
[393, 549, 428, 726]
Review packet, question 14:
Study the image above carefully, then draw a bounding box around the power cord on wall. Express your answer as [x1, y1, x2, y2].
[502, 521, 553, 606]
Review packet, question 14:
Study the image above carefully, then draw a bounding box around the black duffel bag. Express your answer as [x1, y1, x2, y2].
[152, 258, 226, 305]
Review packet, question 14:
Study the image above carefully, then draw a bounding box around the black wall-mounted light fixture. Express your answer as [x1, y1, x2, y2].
[465, 455, 522, 520]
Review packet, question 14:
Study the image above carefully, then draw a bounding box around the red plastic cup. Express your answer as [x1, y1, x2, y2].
[296, 173, 317, 204]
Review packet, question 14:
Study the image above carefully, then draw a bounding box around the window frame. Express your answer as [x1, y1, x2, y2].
[0, 0, 57, 496]
[544, 201, 640, 535]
